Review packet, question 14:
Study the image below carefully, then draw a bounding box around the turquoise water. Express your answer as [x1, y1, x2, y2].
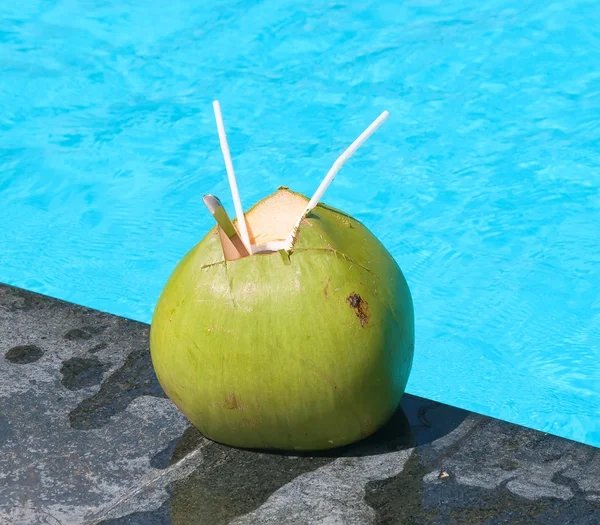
[1, 0, 599, 447]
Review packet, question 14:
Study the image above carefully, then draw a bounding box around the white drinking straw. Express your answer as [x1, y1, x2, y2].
[213, 100, 252, 253]
[283, 110, 390, 250]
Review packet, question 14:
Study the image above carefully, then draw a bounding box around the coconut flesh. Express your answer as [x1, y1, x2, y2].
[150, 187, 415, 451]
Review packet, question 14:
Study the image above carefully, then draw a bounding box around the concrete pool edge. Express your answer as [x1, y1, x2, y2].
[1, 282, 598, 524]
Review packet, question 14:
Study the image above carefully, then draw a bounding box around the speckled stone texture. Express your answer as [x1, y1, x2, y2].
[1, 283, 598, 525]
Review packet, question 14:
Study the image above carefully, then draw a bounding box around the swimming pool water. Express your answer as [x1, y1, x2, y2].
[1, 0, 599, 447]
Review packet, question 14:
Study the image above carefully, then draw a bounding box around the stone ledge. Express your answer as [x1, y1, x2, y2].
[1, 283, 598, 524]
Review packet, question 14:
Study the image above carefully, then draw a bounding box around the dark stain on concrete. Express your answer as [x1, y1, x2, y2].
[60, 357, 110, 390]
[366, 453, 600, 524]
[167, 441, 336, 525]
[5, 344, 44, 364]
[365, 450, 438, 523]
[147, 425, 208, 483]
[1, 286, 49, 312]
[64, 325, 107, 341]
[89, 343, 108, 354]
[364, 413, 600, 525]
[69, 345, 166, 430]
[97, 501, 172, 525]
[169, 426, 206, 465]
[151, 426, 209, 470]
[105, 423, 336, 525]
[150, 437, 180, 470]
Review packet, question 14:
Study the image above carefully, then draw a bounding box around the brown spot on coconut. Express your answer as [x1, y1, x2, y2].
[346, 293, 370, 327]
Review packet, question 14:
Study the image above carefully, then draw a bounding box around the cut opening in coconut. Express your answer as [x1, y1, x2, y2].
[210, 101, 390, 262]
[220, 189, 308, 261]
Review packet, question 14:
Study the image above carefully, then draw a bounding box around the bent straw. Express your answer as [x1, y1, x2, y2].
[213, 100, 252, 253]
[283, 110, 390, 250]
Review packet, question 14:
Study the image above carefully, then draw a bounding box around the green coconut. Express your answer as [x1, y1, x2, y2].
[150, 187, 414, 451]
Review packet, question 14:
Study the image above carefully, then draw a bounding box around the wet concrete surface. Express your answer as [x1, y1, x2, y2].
[1, 283, 599, 524]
